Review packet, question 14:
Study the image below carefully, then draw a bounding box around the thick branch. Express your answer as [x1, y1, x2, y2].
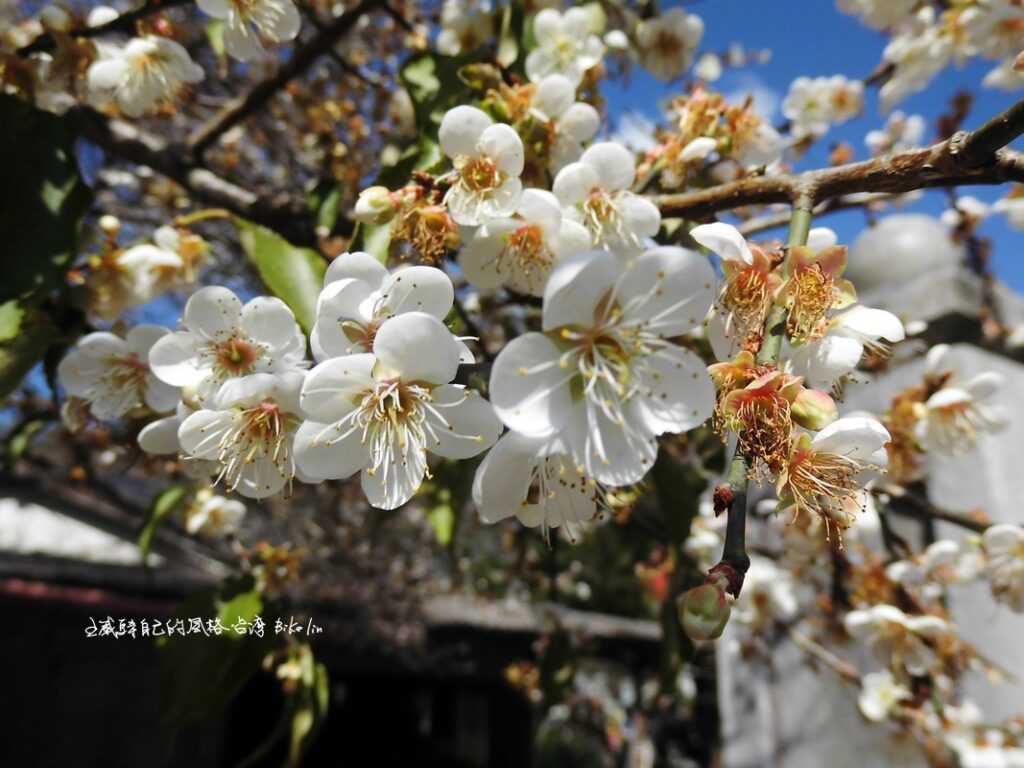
[656, 98, 1024, 219]
[74, 107, 317, 244]
[17, 0, 191, 56]
[187, 0, 382, 157]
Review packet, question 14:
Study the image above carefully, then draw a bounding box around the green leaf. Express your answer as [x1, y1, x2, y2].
[0, 95, 92, 303]
[0, 305, 57, 402]
[0, 97, 92, 402]
[138, 484, 190, 562]
[205, 19, 225, 59]
[428, 498, 455, 546]
[7, 418, 45, 463]
[307, 179, 343, 234]
[234, 217, 326, 332]
[399, 52, 478, 128]
[0, 301, 23, 343]
[158, 578, 275, 726]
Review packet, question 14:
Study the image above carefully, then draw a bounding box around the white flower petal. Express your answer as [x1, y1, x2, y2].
[360, 449, 427, 510]
[489, 332, 573, 436]
[300, 353, 376, 422]
[532, 74, 575, 119]
[440, 105, 493, 159]
[184, 286, 243, 340]
[425, 384, 502, 459]
[178, 409, 236, 460]
[323, 250, 388, 289]
[148, 331, 203, 388]
[138, 415, 182, 454]
[479, 123, 525, 176]
[379, 265, 454, 320]
[689, 222, 753, 265]
[293, 419, 368, 480]
[372, 312, 461, 385]
[472, 431, 540, 523]
[541, 250, 620, 331]
[811, 416, 891, 461]
[559, 103, 600, 143]
[241, 296, 300, 352]
[580, 142, 636, 190]
[634, 346, 715, 435]
[619, 246, 715, 336]
[552, 161, 600, 206]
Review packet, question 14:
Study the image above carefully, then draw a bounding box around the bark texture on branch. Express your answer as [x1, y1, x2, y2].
[655, 98, 1024, 217]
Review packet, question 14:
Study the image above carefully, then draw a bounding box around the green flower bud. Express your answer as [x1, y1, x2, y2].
[678, 583, 731, 642]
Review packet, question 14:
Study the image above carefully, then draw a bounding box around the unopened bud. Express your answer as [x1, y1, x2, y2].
[86, 5, 119, 27]
[678, 583, 731, 642]
[791, 387, 838, 430]
[39, 5, 70, 30]
[353, 186, 398, 225]
[99, 215, 121, 235]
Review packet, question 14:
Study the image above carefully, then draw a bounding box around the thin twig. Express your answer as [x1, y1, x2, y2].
[187, 0, 384, 157]
[655, 98, 1024, 220]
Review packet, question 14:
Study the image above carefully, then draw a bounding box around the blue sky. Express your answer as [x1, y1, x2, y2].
[603, 0, 1024, 291]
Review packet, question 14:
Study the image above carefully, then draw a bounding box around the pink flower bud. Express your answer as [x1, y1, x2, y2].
[792, 387, 838, 430]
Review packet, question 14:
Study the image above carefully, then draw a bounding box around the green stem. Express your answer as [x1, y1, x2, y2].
[756, 203, 813, 365]
[711, 202, 814, 595]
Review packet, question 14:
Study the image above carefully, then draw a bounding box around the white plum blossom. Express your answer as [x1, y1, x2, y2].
[993, 194, 1024, 229]
[635, 7, 704, 82]
[196, 0, 300, 62]
[529, 74, 601, 171]
[295, 313, 502, 510]
[184, 489, 246, 536]
[553, 142, 662, 253]
[879, 8, 952, 112]
[959, 0, 1024, 61]
[309, 251, 458, 361]
[916, 344, 1007, 455]
[149, 286, 307, 402]
[489, 248, 716, 486]
[844, 604, 951, 676]
[786, 304, 906, 390]
[525, 8, 605, 86]
[473, 431, 599, 540]
[777, 416, 891, 535]
[436, 0, 493, 56]
[733, 557, 799, 630]
[981, 524, 1024, 612]
[941, 196, 990, 230]
[440, 106, 524, 226]
[58, 325, 179, 420]
[865, 111, 926, 156]
[178, 371, 305, 499]
[887, 540, 971, 601]
[983, 57, 1024, 91]
[837, 0, 918, 30]
[694, 52, 722, 82]
[460, 188, 590, 296]
[858, 671, 911, 723]
[782, 75, 863, 139]
[87, 35, 204, 117]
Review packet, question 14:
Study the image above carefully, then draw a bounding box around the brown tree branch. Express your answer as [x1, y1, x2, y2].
[73, 107, 318, 244]
[187, 0, 383, 157]
[16, 0, 192, 56]
[655, 98, 1024, 217]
